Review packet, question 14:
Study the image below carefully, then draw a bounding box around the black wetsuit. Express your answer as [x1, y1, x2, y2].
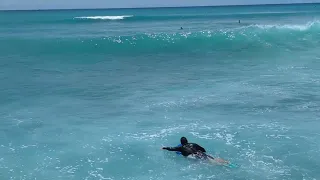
[163, 143, 207, 158]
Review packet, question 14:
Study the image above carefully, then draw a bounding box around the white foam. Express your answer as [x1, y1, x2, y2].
[247, 21, 320, 31]
[75, 15, 133, 20]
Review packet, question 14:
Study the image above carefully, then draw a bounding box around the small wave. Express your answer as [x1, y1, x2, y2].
[4, 21, 320, 56]
[74, 15, 133, 20]
[246, 21, 320, 31]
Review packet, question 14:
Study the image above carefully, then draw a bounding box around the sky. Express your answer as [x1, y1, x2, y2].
[0, 0, 319, 10]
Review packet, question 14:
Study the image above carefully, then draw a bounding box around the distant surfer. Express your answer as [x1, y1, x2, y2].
[180, 27, 183, 30]
[238, 20, 241, 24]
[162, 137, 230, 166]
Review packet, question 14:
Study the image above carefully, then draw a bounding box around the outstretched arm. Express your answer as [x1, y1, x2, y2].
[162, 146, 181, 152]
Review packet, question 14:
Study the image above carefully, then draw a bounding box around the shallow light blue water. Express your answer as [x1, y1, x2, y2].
[1, 3, 320, 180]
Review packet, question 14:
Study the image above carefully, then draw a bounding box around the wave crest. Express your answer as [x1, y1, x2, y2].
[74, 15, 133, 20]
[246, 21, 320, 31]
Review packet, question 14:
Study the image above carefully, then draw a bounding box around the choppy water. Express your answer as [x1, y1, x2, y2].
[1, 3, 320, 180]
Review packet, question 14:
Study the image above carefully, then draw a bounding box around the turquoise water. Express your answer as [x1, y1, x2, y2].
[1, 3, 320, 180]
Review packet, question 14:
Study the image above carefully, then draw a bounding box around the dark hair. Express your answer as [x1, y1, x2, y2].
[180, 137, 188, 145]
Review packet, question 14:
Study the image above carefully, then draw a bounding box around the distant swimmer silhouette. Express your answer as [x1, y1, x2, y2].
[180, 27, 183, 30]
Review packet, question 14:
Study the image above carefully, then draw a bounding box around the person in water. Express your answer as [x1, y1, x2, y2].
[162, 137, 208, 159]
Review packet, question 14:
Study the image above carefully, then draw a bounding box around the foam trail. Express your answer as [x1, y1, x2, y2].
[74, 15, 133, 20]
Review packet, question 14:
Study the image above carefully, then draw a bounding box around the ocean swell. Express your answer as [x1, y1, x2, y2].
[72, 11, 320, 22]
[3, 21, 320, 56]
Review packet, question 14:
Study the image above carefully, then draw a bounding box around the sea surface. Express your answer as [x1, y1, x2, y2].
[1, 3, 320, 180]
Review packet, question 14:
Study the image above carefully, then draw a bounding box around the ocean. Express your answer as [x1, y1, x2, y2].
[1, 3, 320, 180]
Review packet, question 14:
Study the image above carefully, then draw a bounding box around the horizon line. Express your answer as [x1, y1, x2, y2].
[0, 2, 319, 11]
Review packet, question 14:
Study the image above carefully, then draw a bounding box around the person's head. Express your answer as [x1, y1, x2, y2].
[180, 137, 188, 145]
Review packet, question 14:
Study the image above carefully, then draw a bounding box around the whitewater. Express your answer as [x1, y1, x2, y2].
[1, 3, 320, 180]
[74, 15, 133, 20]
